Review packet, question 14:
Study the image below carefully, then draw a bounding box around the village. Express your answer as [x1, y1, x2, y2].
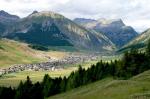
[0, 53, 99, 76]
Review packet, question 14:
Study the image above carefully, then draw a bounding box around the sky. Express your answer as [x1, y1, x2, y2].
[0, 0, 150, 32]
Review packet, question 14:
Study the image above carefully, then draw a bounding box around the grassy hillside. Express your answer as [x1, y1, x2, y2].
[0, 38, 67, 68]
[118, 29, 150, 52]
[48, 70, 150, 99]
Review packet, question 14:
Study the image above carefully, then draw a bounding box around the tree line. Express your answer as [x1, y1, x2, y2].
[0, 41, 150, 99]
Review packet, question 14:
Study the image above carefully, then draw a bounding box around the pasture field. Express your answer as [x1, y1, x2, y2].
[0, 39, 68, 68]
[0, 67, 74, 87]
[48, 70, 150, 99]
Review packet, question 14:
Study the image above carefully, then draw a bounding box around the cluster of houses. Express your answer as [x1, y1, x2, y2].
[0, 54, 99, 76]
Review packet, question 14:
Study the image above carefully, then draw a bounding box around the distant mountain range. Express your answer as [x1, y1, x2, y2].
[0, 10, 116, 52]
[74, 18, 138, 47]
[0, 10, 143, 52]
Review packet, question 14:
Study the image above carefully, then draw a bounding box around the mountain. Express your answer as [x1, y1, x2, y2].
[0, 10, 20, 23]
[119, 29, 150, 52]
[74, 18, 138, 47]
[28, 10, 38, 16]
[0, 23, 5, 34]
[0, 10, 20, 25]
[2, 11, 115, 51]
[0, 10, 20, 36]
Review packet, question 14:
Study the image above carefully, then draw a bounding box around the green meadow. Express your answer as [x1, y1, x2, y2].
[48, 70, 150, 99]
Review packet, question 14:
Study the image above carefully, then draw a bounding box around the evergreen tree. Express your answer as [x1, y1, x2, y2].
[42, 74, 53, 97]
[0, 87, 15, 99]
[15, 81, 24, 99]
[66, 71, 75, 90]
[30, 82, 44, 99]
[60, 76, 67, 92]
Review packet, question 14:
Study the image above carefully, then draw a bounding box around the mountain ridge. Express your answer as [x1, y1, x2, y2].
[1, 11, 116, 52]
[0, 10, 20, 21]
[74, 18, 138, 47]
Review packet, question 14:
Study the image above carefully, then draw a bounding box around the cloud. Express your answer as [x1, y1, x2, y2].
[0, 0, 69, 17]
[0, 0, 149, 32]
[55, 0, 150, 32]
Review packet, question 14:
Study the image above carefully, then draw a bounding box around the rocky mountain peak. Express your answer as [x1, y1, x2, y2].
[0, 10, 20, 20]
[27, 11, 64, 19]
[97, 18, 125, 27]
[28, 10, 39, 16]
[0, 10, 7, 15]
[32, 10, 38, 14]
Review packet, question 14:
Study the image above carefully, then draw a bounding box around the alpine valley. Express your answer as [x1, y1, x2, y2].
[0, 9, 150, 99]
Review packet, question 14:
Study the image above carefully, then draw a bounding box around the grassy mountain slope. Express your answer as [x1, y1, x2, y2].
[119, 29, 150, 52]
[48, 70, 150, 99]
[0, 38, 67, 68]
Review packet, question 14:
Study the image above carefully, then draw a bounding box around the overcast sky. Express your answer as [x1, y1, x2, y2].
[0, 0, 150, 32]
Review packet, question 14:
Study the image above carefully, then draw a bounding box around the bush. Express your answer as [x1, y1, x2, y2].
[28, 44, 49, 51]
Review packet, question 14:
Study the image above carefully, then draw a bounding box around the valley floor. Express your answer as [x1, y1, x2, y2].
[48, 70, 150, 99]
[0, 46, 120, 87]
[0, 60, 99, 87]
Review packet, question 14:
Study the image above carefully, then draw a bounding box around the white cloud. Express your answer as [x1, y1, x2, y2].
[0, 0, 70, 17]
[0, 0, 150, 32]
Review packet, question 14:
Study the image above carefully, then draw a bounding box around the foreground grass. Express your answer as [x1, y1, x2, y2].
[0, 67, 77, 87]
[48, 70, 150, 99]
